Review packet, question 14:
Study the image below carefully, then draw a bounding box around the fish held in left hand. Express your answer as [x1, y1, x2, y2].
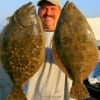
[52, 1, 98, 99]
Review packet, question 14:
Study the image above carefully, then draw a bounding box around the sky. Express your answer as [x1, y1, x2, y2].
[0, 0, 100, 32]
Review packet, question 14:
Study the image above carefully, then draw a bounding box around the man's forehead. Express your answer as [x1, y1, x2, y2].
[40, 1, 57, 6]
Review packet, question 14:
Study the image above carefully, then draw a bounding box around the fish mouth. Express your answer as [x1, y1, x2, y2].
[27, 2, 36, 18]
[66, 1, 76, 6]
[27, 2, 33, 7]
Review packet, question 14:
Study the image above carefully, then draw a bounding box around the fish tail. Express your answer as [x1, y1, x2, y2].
[7, 86, 27, 100]
[70, 82, 90, 100]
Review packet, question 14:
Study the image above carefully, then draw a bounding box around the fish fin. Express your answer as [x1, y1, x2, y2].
[70, 82, 90, 100]
[7, 86, 27, 100]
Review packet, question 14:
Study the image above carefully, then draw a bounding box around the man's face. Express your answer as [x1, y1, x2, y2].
[38, 2, 61, 31]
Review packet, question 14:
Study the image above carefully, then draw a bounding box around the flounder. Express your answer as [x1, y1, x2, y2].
[52, 1, 98, 99]
[0, 2, 45, 100]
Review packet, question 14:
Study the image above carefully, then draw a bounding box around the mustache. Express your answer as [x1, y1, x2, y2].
[43, 14, 54, 19]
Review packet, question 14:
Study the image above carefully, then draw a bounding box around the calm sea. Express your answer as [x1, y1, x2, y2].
[96, 40, 100, 59]
[96, 40, 100, 46]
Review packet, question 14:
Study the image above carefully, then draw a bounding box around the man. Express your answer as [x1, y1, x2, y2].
[23, 0, 72, 100]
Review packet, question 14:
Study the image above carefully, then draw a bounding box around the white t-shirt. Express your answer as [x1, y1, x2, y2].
[23, 31, 67, 100]
[0, 31, 73, 100]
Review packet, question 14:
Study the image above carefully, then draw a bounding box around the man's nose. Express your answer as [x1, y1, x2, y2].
[45, 9, 52, 15]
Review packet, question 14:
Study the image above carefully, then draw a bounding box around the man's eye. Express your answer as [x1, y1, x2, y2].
[51, 8, 56, 11]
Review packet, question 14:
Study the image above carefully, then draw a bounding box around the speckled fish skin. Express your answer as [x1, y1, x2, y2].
[52, 1, 98, 100]
[0, 2, 45, 100]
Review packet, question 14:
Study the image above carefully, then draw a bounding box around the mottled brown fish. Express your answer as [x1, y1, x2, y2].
[52, 1, 98, 100]
[0, 2, 45, 100]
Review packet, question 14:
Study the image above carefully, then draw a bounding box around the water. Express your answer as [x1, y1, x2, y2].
[96, 40, 100, 60]
[96, 40, 100, 76]
[88, 40, 100, 81]
[96, 40, 100, 46]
